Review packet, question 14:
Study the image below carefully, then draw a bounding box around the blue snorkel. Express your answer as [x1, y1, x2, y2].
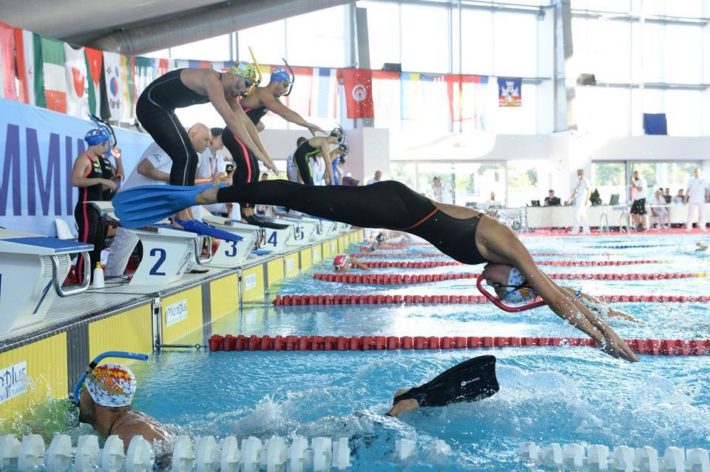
[72, 351, 148, 405]
[280, 58, 295, 96]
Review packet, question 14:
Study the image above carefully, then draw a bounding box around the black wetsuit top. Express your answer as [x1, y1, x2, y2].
[77, 153, 113, 203]
[135, 68, 212, 186]
[140, 69, 209, 110]
[245, 105, 268, 125]
[392, 356, 499, 408]
[217, 180, 486, 265]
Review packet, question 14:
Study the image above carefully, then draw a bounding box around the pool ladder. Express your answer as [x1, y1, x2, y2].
[599, 212, 610, 233]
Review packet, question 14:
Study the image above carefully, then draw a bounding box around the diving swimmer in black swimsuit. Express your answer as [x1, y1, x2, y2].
[113, 178, 638, 362]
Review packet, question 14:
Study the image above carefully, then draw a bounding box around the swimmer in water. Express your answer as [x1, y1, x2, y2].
[387, 356, 499, 417]
[333, 254, 369, 272]
[77, 363, 172, 451]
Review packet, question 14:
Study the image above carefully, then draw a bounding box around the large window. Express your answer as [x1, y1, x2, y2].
[592, 161, 698, 204]
[592, 162, 626, 204]
[400, 4, 450, 73]
[363, 1, 401, 69]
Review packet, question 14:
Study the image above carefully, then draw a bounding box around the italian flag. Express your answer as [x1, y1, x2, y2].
[37, 37, 68, 113]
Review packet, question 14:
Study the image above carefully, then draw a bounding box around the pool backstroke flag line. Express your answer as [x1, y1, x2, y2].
[498, 77, 522, 107]
[338, 68, 374, 119]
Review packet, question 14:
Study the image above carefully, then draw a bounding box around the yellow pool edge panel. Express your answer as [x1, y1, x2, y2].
[0, 230, 363, 419]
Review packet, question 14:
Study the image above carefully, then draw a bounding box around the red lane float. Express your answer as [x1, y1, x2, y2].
[208, 334, 710, 356]
[536, 260, 662, 267]
[313, 272, 706, 285]
[359, 260, 659, 268]
[273, 294, 710, 306]
[361, 261, 462, 269]
[352, 252, 449, 259]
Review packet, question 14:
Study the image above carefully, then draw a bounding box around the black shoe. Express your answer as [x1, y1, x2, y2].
[244, 214, 289, 230]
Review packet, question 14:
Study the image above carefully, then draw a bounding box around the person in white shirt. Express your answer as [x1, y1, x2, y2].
[311, 155, 327, 186]
[366, 170, 382, 185]
[685, 167, 708, 232]
[650, 189, 669, 229]
[483, 191, 501, 217]
[106, 142, 172, 277]
[431, 176, 453, 204]
[566, 168, 591, 235]
[629, 169, 648, 231]
[106, 124, 212, 277]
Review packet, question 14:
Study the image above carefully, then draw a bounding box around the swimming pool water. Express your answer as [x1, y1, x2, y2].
[24, 233, 710, 470]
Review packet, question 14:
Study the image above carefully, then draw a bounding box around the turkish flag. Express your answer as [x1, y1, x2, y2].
[338, 68, 374, 119]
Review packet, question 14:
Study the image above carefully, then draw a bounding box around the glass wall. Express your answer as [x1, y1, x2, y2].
[147, 0, 710, 135]
[592, 160, 699, 204]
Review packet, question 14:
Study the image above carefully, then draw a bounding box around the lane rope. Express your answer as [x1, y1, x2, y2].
[358, 260, 663, 268]
[273, 294, 710, 306]
[313, 272, 709, 285]
[208, 334, 710, 356]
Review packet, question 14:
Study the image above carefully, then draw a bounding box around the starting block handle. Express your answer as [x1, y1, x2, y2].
[193, 238, 214, 265]
[52, 252, 91, 297]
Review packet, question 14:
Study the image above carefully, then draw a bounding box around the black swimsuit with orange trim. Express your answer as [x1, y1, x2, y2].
[216, 180, 486, 264]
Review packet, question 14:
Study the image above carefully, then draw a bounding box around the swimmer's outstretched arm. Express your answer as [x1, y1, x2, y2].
[557, 287, 639, 322]
[350, 256, 369, 270]
[475, 217, 639, 362]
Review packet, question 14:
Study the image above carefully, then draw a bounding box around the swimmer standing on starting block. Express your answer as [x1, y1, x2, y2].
[114, 180, 640, 362]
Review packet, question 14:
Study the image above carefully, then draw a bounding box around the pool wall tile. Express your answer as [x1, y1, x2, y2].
[161, 288, 203, 345]
[88, 304, 152, 359]
[300, 248, 313, 271]
[0, 334, 67, 420]
[209, 273, 239, 321]
[241, 265, 266, 303]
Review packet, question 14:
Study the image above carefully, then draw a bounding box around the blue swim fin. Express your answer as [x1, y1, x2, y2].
[113, 184, 216, 229]
[175, 219, 244, 243]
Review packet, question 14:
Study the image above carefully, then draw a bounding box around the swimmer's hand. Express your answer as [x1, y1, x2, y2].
[597, 328, 638, 363]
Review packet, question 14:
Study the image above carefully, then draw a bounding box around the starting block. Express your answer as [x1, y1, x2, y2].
[0, 229, 93, 333]
[90, 201, 209, 287]
[271, 215, 321, 243]
[201, 213, 260, 267]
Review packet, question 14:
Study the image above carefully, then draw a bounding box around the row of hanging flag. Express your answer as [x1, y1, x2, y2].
[0, 21, 523, 128]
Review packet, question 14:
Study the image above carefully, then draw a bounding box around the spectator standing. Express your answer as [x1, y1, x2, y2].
[566, 169, 591, 235]
[685, 167, 707, 232]
[629, 170, 647, 231]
